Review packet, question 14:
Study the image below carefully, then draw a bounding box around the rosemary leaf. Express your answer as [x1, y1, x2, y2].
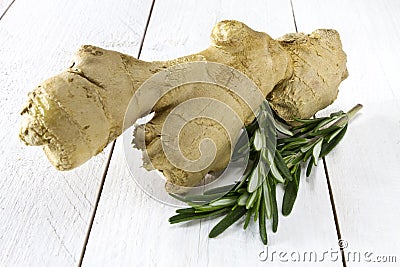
[209, 206, 247, 238]
[274, 150, 293, 181]
[259, 196, 268, 245]
[313, 116, 339, 132]
[270, 181, 279, 232]
[204, 184, 236, 195]
[281, 139, 309, 151]
[306, 158, 314, 177]
[246, 190, 258, 209]
[253, 187, 263, 220]
[169, 207, 231, 224]
[303, 145, 314, 163]
[185, 193, 223, 203]
[248, 165, 261, 193]
[312, 138, 323, 165]
[320, 125, 348, 157]
[282, 167, 300, 216]
[327, 127, 345, 143]
[210, 196, 238, 207]
[274, 119, 294, 136]
[169, 193, 187, 203]
[253, 129, 263, 151]
[278, 137, 309, 145]
[194, 205, 231, 213]
[270, 161, 285, 183]
[176, 207, 196, 214]
[243, 210, 252, 230]
[282, 180, 298, 216]
[237, 192, 249, 206]
[262, 179, 272, 219]
[309, 125, 342, 136]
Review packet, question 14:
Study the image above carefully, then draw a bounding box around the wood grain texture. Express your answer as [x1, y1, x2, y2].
[82, 1, 340, 266]
[0, 0, 152, 266]
[292, 0, 400, 266]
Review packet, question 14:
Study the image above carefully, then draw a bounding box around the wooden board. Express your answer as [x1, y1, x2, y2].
[0, 0, 152, 265]
[292, 0, 400, 266]
[4, 0, 398, 266]
[82, 0, 341, 266]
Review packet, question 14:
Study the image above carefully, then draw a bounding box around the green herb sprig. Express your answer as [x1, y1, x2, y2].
[169, 102, 362, 245]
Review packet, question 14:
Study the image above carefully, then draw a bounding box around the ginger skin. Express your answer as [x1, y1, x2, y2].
[20, 20, 347, 188]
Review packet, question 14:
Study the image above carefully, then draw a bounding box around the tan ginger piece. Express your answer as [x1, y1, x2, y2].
[20, 20, 347, 189]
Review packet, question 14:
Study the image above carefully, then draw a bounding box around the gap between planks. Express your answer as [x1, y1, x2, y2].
[77, 1, 156, 266]
[322, 158, 347, 267]
[0, 0, 16, 21]
[290, 0, 346, 266]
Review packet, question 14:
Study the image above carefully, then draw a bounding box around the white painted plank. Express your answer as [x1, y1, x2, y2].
[292, 0, 400, 265]
[138, 0, 297, 62]
[0, 0, 152, 266]
[83, 1, 341, 266]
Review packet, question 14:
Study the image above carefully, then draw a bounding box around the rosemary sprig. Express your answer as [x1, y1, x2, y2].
[169, 102, 362, 244]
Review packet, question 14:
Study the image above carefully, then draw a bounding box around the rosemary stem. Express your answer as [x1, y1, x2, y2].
[170, 101, 362, 245]
[335, 104, 363, 127]
[347, 104, 363, 120]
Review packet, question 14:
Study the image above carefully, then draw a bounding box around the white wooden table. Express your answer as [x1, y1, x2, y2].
[1, 0, 399, 266]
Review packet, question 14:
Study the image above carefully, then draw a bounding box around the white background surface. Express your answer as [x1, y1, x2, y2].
[0, 0, 399, 266]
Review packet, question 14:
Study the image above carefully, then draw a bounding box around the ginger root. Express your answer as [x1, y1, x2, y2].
[20, 20, 347, 188]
